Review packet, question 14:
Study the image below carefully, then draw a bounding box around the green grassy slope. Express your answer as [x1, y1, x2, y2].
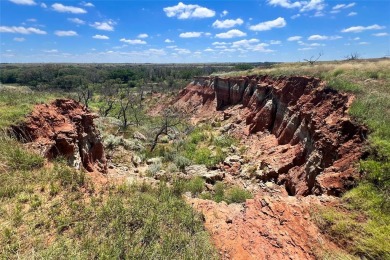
[0, 88, 217, 259]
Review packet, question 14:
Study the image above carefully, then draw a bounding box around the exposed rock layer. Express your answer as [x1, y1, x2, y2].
[12, 99, 107, 173]
[176, 76, 366, 196]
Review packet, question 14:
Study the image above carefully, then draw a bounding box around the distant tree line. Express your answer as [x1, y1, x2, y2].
[0, 63, 269, 91]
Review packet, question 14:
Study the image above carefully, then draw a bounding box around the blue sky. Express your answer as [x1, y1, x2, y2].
[1, 0, 389, 63]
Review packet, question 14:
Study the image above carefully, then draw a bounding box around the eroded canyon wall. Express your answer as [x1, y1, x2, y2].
[179, 75, 366, 196]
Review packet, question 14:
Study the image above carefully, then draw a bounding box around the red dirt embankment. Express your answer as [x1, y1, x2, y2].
[188, 186, 340, 260]
[175, 75, 367, 259]
[175, 75, 367, 196]
[11, 99, 107, 174]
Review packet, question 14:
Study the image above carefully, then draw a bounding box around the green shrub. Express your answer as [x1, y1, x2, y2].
[202, 182, 252, 204]
[146, 162, 161, 176]
[332, 69, 344, 77]
[225, 187, 253, 204]
[166, 163, 179, 173]
[366, 71, 379, 79]
[171, 178, 186, 196]
[174, 155, 192, 170]
[192, 148, 212, 165]
[189, 130, 208, 144]
[122, 138, 144, 151]
[103, 135, 121, 150]
[186, 177, 205, 195]
[213, 135, 236, 148]
[213, 182, 225, 203]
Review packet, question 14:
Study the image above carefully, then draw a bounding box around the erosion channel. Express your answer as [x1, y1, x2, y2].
[174, 75, 367, 259]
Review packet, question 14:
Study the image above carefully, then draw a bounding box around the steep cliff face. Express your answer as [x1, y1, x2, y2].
[178, 76, 366, 196]
[12, 99, 107, 173]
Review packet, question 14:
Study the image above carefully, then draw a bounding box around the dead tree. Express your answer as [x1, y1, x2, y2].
[118, 88, 134, 129]
[77, 85, 93, 108]
[304, 52, 323, 65]
[150, 108, 183, 152]
[118, 87, 144, 129]
[345, 52, 360, 60]
[98, 80, 119, 117]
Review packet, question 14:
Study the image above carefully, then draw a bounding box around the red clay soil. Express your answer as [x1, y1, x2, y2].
[175, 76, 367, 196]
[11, 99, 107, 174]
[188, 187, 342, 260]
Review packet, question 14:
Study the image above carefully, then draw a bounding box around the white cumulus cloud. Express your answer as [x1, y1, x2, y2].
[164, 39, 174, 43]
[347, 12, 357, 16]
[298, 47, 314, 51]
[212, 42, 228, 45]
[267, 0, 325, 12]
[52, 3, 86, 14]
[300, 0, 325, 12]
[332, 3, 355, 10]
[291, 13, 301, 19]
[373, 32, 389, 37]
[287, 36, 302, 41]
[44, 49, 58, 53]
[68, 18, 85, 24]
[163, 2, 215, 19]
[308, 34, 342, 40]
[137, 33, 148, 38]
[212, 18, 243, 29]
[232, 39, 259, 48]
[174, 48, 191, 54]
[221, 10, 228, 17]
[9, 0, 36, 5]
[93, 34, 109, 40]
[82, 2, 94, 7]
[179, 32, 203, 38]
[90, 20, 115, 31]
[249, 17, 286, 31]
[0, 26, 46, 34]
[40, 2, 47, 8]
[267, 0, 301, 8]
[215, 29, 246, 39]
[120, 38, 146, 44]
[55, 30, 78, 36]
[341, 24, 385, 33]
[270, 40, 282, 45]
[307, 34, 328, 40]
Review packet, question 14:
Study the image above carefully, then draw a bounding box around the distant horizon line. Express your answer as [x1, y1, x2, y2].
[1, 57, 389, 65]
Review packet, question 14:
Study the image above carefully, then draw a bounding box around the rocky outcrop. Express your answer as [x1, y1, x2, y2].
[176, 76, 367, 196]
[11, 99, 107, 173]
